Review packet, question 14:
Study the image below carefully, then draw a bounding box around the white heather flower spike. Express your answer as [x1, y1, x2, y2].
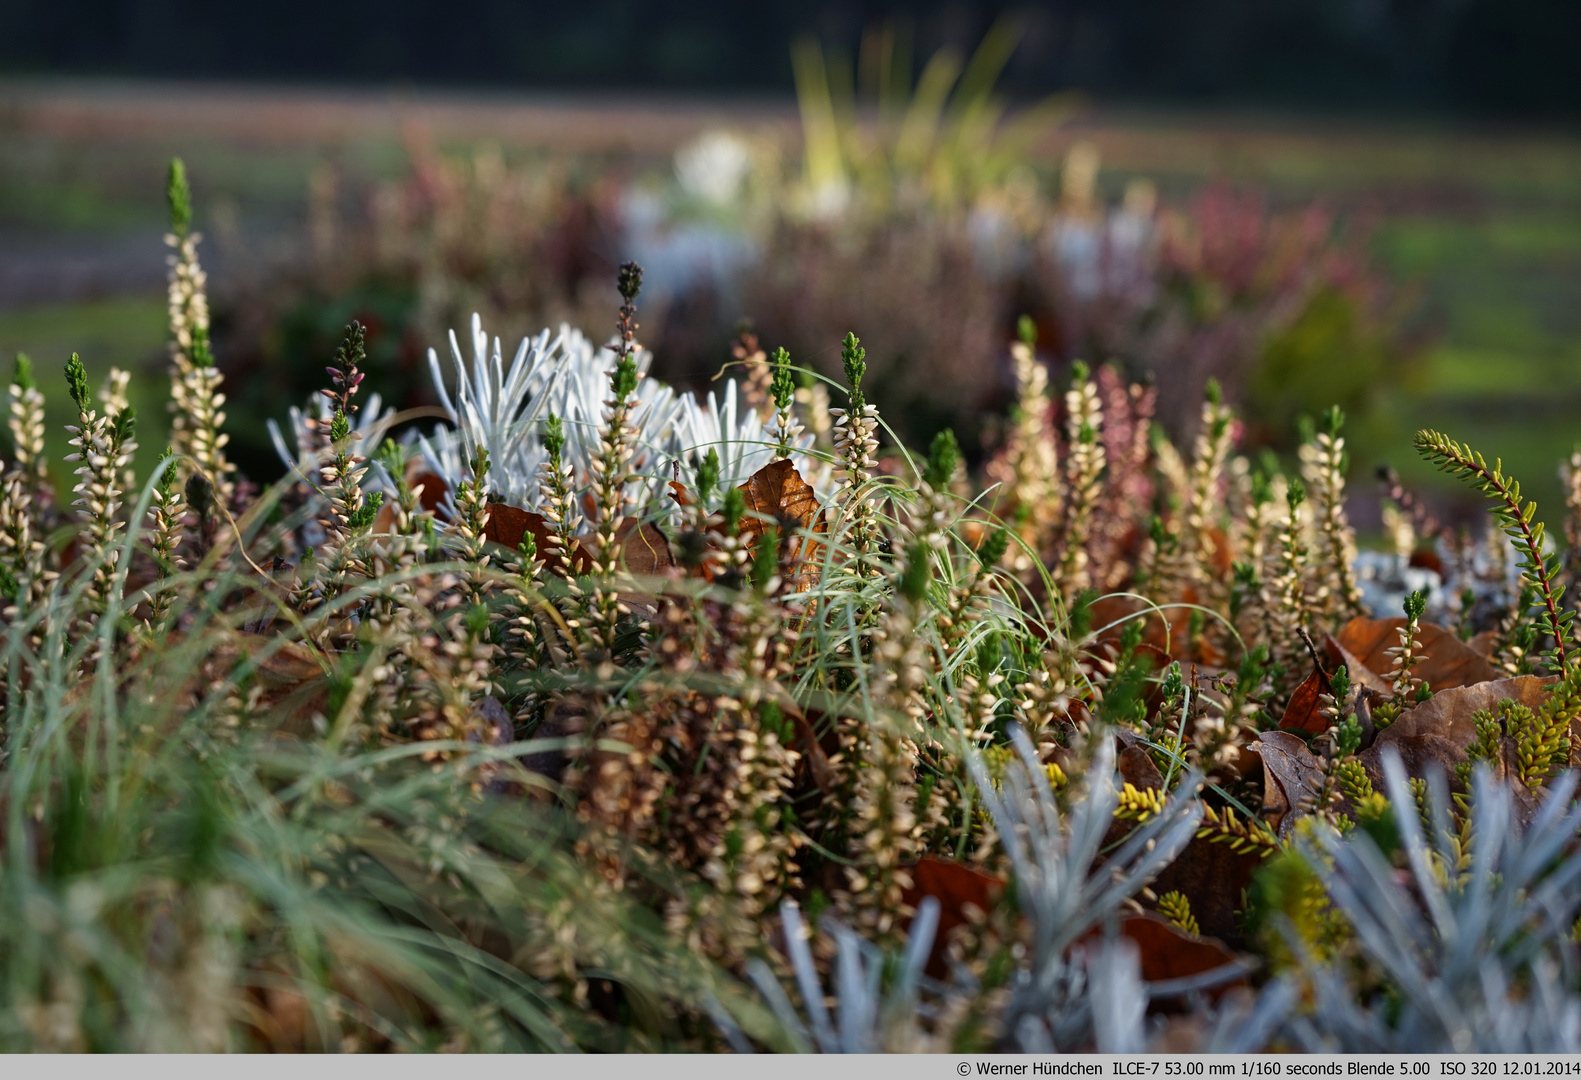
[268, 392, 395, 484]
[7, 354, 51, 517]
[164, 163, 235, 505]
[99, 368, 131, 415]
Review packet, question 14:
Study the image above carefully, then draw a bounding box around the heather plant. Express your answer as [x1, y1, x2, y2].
[2, 161, 1580, 1053]
[204, 28, 1411, 473]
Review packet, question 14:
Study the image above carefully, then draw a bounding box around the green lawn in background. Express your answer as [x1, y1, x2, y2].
[1367, 208, 1581, 520]
[0, 296, 172, 488]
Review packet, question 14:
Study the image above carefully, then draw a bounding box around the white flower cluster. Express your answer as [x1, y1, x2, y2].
[271, 313, 829, 526]
[415, 315, 832, 517]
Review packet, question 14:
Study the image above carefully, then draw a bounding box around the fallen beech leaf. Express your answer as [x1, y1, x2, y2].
[1409, 548, 1446, 576]
[610, 519, 677, 619]
[1351, 687, 1384, 751]
[205, 636, 329, 736]
[615, 518, 674, 577]
[1259, 758, 1291, 825]
[1117, 913, 1247, 997]
[1147, 835, 1264, 948]
[1323, 633, 1391, 696]
[1359, 675, 1554, 786]
[1252, 731, 1327, 836]
[958, 518, 989, 548]
[522, 697, 586, 780]
[484, 501, 591, 575]
[736, 459, 825, 590]
[469, 697, 514, 746]
[1119, 743, 1165, 792]
[901, 856, 1001, 978]
[483, 501, 546, 553]
[1115, 727, 1164, 786]
[1086, 595, 1211, 664]
[737, 458, 820, 537]
[1072, 914, 1248, 1010]
[252, 640, 325, 684]
[1202, 527, 1234, 579]
[770, 691, 833, 793]
[1279, 664, 1330, 735]
[1335, 616, 1499, 691]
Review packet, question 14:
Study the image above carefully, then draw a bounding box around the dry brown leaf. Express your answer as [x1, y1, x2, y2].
[736, 459, 825, 590]
[1070, 913, 1248, 1010]
[253, 640, 324, 684]
[1279, 664, 1330, 735]
[1116, 913, 1247, 997]
[1119, 743, 1165, 792]
[470, 697, 514, 746]
[1359, 674, 1554, 786]
[1086, 595, 1217, 664]
[901, 856, 1001, 978]
[1146, 835, 1264, 948]
[522, 697, 586, 780]
[1323, 633, 1392, 695]
[614, 518, 674, 578]
[482, 501, 600, 576]
[737, 458, 821, 538]
[768, 689, 834, 793]
[1467, 629, 1501, 659]
[1252, 731, 1327, 836]
[205, 635, 329, 736]
[1336, 616, 1499, 691]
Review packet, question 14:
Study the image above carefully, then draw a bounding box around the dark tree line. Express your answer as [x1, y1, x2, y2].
[3, 0, 1578, 117]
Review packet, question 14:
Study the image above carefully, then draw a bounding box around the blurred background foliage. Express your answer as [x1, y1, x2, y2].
[5, 0, 1580, 116]
[1, 3, 1579, 521]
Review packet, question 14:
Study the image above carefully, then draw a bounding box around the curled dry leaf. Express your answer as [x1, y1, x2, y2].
[204, 635, 328, 736]
[1323, 633, 1392, 696]
[483, 501, 672, 583]
[612, 519, 677, 619]
[367, 459, 449, 536]
[666, 478, 691, 510]
[403, 454, 449, 514]
[1252, 730, 1327, 836]
[1279, 663, 1330, 736]
[1119, 743, 1165, 792]
[1072, 913, 1249, 1010]
[469, 696, 514, 746]
[768, 687, 833, 793]
[903, 857, 1248, 995]
[1335, 616, 1499, 692]
[522, 696, 590, 781]
[1359, 674, 1554, 787]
